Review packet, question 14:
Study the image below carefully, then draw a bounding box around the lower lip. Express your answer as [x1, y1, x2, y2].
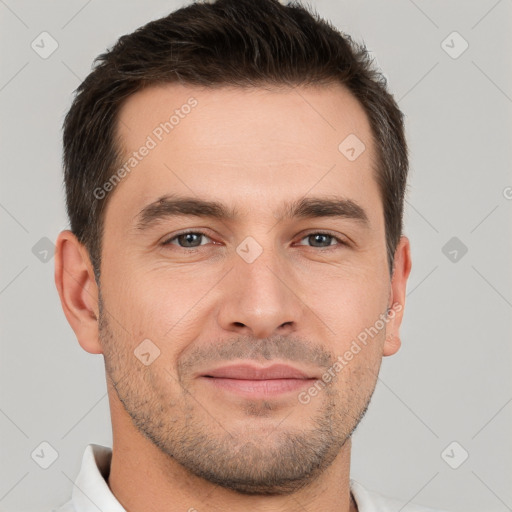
[200, 377, 315, 398]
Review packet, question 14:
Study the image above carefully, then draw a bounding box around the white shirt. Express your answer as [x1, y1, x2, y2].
[52, 444, 447, 512]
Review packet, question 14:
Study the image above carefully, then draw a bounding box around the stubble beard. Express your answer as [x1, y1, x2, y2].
[98, 293, 376, 495]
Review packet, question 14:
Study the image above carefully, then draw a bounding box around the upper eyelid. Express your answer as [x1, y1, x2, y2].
[162, 229, 214, 245]
[296, 232, 347, 245]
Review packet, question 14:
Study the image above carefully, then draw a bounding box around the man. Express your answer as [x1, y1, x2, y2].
[53, 0, 446, 510]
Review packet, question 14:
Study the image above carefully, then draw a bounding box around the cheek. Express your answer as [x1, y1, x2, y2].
[301, 266, 389, 340]
[109, 268, 214, 351]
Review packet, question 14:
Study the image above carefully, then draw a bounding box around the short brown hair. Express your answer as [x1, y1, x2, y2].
[62, 0, 408, 282]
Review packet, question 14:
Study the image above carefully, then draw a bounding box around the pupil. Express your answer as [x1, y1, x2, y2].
[182, 233, 199, 247]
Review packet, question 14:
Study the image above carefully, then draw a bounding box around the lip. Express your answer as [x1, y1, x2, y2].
[199, 363, 317, 399]
[201, 363, 314, 380]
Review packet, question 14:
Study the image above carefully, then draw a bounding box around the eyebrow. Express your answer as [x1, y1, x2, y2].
[134, 194, 370, 231]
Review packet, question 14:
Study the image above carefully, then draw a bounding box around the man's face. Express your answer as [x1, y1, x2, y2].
[98, 83, 398, 494]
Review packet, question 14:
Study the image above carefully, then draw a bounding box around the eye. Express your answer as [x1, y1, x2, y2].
[161, 230, 348, 251]
[296, 232, 347, 249]
[162, 231, 212, 248]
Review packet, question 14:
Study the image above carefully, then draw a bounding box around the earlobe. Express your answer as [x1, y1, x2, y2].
[383, 332, 401, 356]
[54, 230, 103, 354]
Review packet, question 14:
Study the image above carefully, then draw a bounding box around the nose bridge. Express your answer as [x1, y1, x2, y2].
[236, 236, 291, 308]
[217, 235, 303, 338]
[240, 241, 286, 303]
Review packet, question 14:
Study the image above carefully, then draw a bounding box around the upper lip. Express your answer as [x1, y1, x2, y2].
[201, 363, 315, 380]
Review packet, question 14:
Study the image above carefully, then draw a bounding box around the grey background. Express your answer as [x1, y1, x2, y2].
[1, 1, 511, 511]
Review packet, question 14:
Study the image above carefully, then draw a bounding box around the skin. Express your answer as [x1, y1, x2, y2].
[55, 82, 411, 512]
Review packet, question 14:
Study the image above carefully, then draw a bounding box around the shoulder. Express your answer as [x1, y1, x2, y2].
[350, 479, 450, 512]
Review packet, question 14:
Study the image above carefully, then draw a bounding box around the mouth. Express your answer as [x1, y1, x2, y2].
[199, 363, 318, 399]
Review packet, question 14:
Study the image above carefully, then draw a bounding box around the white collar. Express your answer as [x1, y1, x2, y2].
[70, 444, 125, 512]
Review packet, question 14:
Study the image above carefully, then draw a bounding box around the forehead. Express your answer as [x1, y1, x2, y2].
[116, 82, 372, 156]
[107, 82, 380, 228]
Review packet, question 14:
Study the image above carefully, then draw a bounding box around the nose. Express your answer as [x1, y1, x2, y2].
[216, 244, 305, 340]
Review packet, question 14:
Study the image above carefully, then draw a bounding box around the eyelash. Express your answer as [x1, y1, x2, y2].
[161, 230, 348, 252]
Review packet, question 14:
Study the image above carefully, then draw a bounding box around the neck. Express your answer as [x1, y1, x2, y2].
[107, 391, 358, 512]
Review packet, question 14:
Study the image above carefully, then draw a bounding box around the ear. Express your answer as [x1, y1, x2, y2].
[383, 235, 412, 357]
[54, 230, 103, 354]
